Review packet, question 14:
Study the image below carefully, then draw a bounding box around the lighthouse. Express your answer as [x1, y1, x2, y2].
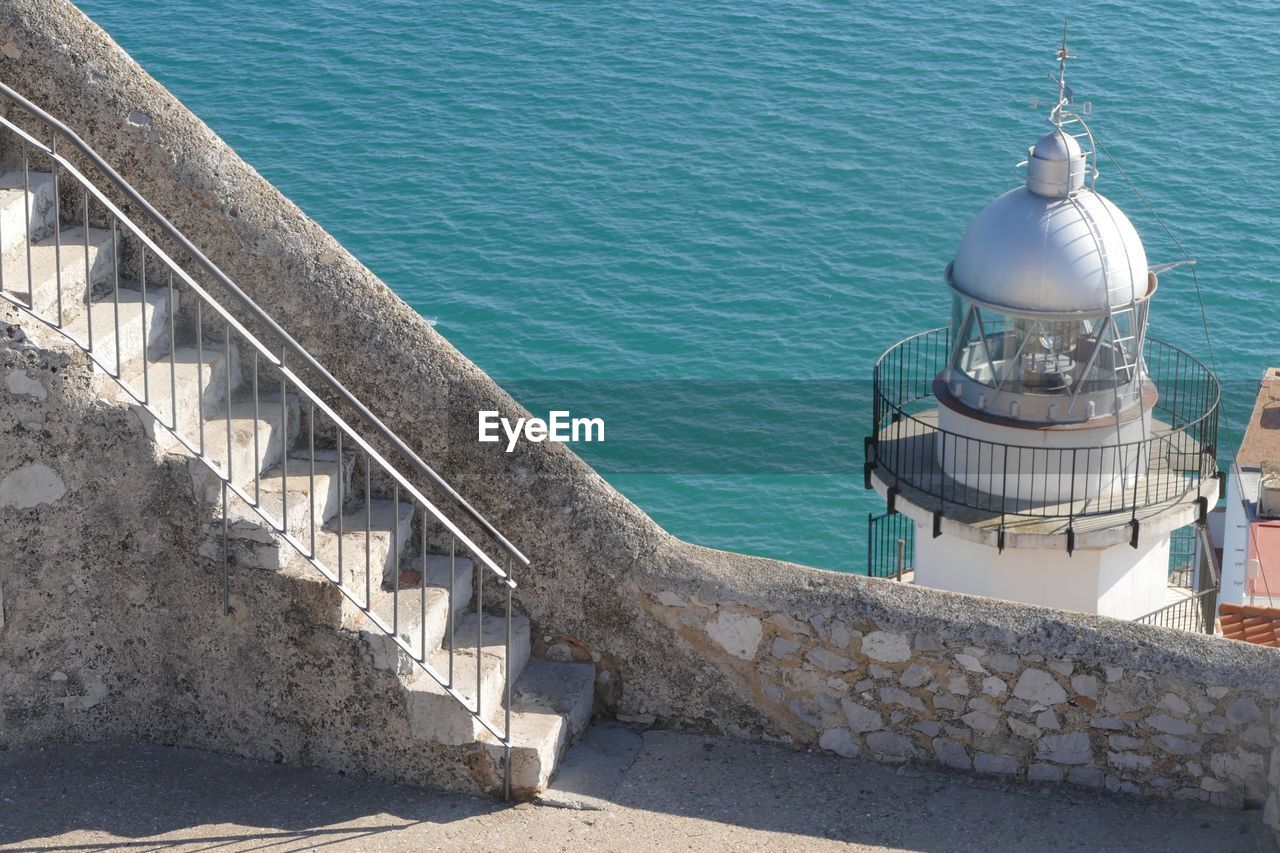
[865, 37, 1221, 620]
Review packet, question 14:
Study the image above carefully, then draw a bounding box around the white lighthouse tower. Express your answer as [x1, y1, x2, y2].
[865, 36, 1221, 620]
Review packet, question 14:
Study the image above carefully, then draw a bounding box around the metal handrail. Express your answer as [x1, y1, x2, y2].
[1135, 524, 1219, 633]
[0, 79, 529, 573]
[1134, 586, 1217, 633]
[0, 79, 523, 796]
[868, 327, 1220, 522]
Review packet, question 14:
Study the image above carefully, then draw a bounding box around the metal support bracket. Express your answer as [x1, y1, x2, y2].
[864, 461, 874, 491]
[1066, 527, 1075, 556]
[932, 510, 943, 539]
[1216, 470, 1227, 501]
[1196, 495, 1208, 526]
[1129, 518, 1140, 549]
[997, 527, 1006, 554]
[887, 486, 899, 515]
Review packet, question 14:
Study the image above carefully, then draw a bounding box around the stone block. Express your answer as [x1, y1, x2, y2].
[805, 647, 855, 673]
[1152, 734, 1200, 756]
[934, 694, 965, 712]
[705, 611, 763, 660]
[1028, 763, 1064, 782]
[880, 686, 926, 712]
[1101, 679, 1152, 715]
[954, 653, 987, 674]
[988, 653, 1020, 674]
[818, 727, 859, 758]
[1035, 732, 1092, 764]
[841, 698, 884, 733]
[900, 663, 932, 689]
[1108, 750, 1152, 771]
[1035, 710, 1061, 731]
[765, 613, 810, 636]
[789, 698, 821, 729]
[1226, 697, 1260, 725]
[862, 631, 911, 663]
[1090, 716, 1125, 731]
[1108, 734, 1144, 751]
[1145, 714, 1196, 736]
[961, 711, 1001, 734]
[975, 753, 1020, 775]
[1200, 715, 1228, 735]
[1008, 717, 1041, 740]
[1156, 692, 1191, 716]
[1013, 669, 1067, 706]
[1070, 674, 1098, 700]
[771, 637, 801, 659]
[1047, 660, 1074, 677]
[933, 737, 971, 770]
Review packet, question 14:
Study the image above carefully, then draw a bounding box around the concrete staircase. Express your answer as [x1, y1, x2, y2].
[1, 169, 593, 798]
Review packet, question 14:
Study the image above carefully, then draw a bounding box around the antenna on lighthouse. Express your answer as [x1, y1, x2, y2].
[1049, 20, 1076, 128]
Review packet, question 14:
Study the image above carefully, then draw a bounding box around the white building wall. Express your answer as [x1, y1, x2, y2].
[1220, 466, 1252, 607]
[916, 530, 1169, 619]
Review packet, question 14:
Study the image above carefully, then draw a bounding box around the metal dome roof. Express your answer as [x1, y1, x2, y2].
[949, 184, 1149, 316]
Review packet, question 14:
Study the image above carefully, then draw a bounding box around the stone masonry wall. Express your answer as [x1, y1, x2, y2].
[1, 0, 1278, 842]
[627, 542, 1280, 823]
[639, 565, 1273, 807]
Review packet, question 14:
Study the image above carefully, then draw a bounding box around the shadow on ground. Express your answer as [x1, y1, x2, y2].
[0, 729, 1272, 852]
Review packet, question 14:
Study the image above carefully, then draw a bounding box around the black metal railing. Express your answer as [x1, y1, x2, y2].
[867, 328, 1220, 524]
[1136, 523, 1219, 634]
[867, 511, 915, 579]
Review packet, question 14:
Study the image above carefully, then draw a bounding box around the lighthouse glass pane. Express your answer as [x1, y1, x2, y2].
[950, 306, 1140, 398]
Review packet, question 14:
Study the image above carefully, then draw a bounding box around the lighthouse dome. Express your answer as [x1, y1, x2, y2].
[949, 136, 1149, 316]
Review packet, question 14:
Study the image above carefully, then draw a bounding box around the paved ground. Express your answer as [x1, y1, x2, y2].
[0, 726, 1273, 852]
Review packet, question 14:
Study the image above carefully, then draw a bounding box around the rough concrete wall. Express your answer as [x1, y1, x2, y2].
[0, 303, 177, 746]
[0, 0, 1278, 826]
[0, 308, 510, 794]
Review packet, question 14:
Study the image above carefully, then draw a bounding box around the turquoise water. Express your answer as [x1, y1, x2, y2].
[77, 0, 1280, 571]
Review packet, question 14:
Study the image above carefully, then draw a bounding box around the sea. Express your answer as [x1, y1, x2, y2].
[76, 0, 1280, 573]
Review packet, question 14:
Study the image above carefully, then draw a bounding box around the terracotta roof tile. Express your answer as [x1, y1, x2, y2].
[1219, 602, 1280, 647]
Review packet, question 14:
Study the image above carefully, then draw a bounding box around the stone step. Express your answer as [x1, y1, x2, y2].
[403, 611, 532, 746]
[489, 660, 596, 799]
[65, 285, 177, 378]
[208, 451, 354, 570]
[181, 394, 301, 504]
[369, 552, 474, 660]
[119, 343, 242, 439]
[1, 225, 116, 325]
[314, 500, 415, 609]
[0, 170, 55, 256]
